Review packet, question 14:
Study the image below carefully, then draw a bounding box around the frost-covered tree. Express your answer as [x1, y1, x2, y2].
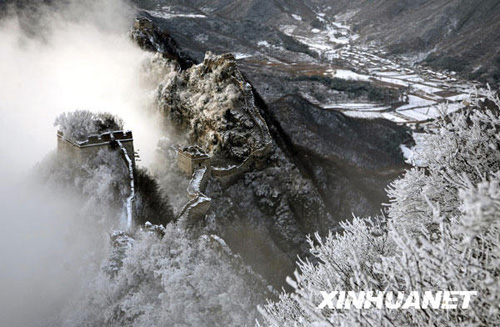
[55, 110, 124, 141]
[37, 146, 130, 227]
[59, 223, 270, 327]
[259, 90, 500, 326]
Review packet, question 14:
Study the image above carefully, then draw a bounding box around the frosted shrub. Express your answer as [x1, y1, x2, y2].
[61, 223, 269, 327]
[259, 91, 500, 326]
[37, 145, 130, 229]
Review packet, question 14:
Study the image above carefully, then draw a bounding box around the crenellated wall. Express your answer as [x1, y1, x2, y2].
[57, 130, 135, 167]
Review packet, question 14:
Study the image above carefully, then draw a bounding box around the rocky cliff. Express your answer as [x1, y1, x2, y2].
[131, 17, 411, 286]
[154, 51, 271, 162]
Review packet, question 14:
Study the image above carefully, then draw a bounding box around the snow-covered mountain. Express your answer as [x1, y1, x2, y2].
[1, 1, 499, 326]
[132, 0, 500, 84]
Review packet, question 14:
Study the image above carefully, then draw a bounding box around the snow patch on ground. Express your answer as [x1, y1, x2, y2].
[381, 113, 408, 123]
[147, 10, 206, 20]
[341, 111, 382, 119]
[330, 69, 371, 81]
[323, 103, 390, 111]
[397, 95, 436, 110]
[400, 144, 413, 163]
[257, 40, 271, 47]
[195, 34, 208, 43]
[233, 53, 253, 60]
[447, 93, 471, 101]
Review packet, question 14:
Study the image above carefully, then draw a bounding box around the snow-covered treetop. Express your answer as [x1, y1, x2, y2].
[54, 110, 124, 142]
[180, 145, 209, 158]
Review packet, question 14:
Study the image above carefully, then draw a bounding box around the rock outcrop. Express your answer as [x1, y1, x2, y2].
[134, 18, 411, 287]
[154, 51, 272, 163]
[131, 16, 194, 69]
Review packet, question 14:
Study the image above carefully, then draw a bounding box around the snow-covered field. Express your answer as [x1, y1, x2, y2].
[322, 47, 483, 123]
[146, 6, 206, 20]
[280, 11, 485, 125]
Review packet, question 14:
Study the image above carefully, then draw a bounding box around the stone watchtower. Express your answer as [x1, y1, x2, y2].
[177, 145, 211, 176]
[57, 130, 135, 167]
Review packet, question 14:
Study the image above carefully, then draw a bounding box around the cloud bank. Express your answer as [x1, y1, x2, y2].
[0, 1, 163, 325]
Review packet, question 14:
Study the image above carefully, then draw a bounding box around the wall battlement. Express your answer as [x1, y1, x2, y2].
[175, 141, 272, 225]
[57, 130, 135, 168]
[57, 130, 133, 148]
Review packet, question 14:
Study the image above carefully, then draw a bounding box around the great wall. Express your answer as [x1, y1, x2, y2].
[57, 130, 136, 230]
[57, 130, 135, 167]
[175, 59, 273, 225]
[56, 52, 274, 228]
[176, 136, 272, 226]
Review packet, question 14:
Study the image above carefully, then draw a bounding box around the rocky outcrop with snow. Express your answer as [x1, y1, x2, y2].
[153, 51, 272, 162]
[131, 16, 194, 69]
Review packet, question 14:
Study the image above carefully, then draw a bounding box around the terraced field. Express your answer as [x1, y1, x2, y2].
[280, 15, 486, 126]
